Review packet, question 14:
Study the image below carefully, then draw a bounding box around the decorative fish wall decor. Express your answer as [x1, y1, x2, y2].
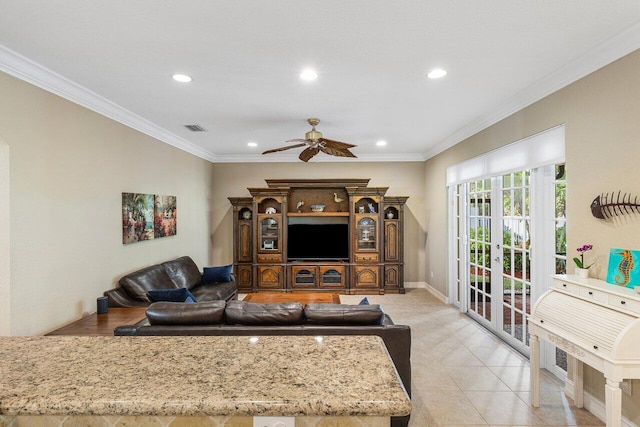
[590, 191, 640, 219]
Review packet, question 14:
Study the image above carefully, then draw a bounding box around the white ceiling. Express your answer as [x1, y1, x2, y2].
[1, 1, 639, 163]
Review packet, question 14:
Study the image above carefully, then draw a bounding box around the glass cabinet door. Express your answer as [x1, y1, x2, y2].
[357, 216, 376, 251]
[259, 217, 279, 251]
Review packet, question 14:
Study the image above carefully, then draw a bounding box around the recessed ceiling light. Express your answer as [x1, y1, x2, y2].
[427, 68, 447, 79]
[299, 69, 318, 81]
[376, 140, 387, 147]
[247, 142, 258, 147]
[172, 74, 192, 83]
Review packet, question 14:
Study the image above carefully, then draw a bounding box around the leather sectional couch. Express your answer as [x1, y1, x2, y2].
[104, 256, 238, 307]
[114, 299, 411, 427]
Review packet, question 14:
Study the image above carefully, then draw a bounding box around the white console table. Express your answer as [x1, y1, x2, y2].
[529, 274, 640, 427]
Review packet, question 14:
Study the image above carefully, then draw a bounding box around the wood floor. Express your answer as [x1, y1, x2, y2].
[243, 292, 341, 305]
[46, 307, 148, 336]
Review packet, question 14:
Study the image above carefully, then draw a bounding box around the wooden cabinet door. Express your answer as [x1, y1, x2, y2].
[319, 265, 346, 289]
[257, 214, 282, 254]
[384, 220, 399, 262]
[291, 266, 317, 289]
[352, 265, 380, 289]
[384, 265, 399, 287]
[257, 265, 284, 289]
[235, 264, 253, 291]
[238, 221, 252, 262]
[354, 214, 378, 252]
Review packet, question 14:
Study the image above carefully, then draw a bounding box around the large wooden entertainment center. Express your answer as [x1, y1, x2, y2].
[228, 179, 408, 294]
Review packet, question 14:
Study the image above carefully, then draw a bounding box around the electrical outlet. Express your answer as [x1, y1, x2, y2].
[622, 379, 632, 396]
[253, 416, 295, 427]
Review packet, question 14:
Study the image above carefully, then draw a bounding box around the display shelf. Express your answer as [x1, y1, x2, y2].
[230, 179, 407, 294]
[287, 212, 350, 217]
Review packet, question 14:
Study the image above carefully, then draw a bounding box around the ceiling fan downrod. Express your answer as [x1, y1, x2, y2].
[305, 118, 322, 142]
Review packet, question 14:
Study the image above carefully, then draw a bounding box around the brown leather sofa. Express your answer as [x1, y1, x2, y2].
[104, 256, 238, 307]
[114, 300, 411, 427]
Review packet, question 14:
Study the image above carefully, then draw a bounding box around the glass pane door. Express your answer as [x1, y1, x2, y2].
[259, 216, 280, 251]
[356, 216, 377, 251]
[463, 171, 534, 354]
[499, 171, 531, 351]
[551, 164, 568, 374]
[467, 179, 492, 324]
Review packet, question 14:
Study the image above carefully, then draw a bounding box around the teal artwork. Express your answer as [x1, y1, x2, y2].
[606, 248, 640, 288]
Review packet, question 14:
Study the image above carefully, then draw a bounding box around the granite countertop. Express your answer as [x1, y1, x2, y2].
[0, 335, 410, 417]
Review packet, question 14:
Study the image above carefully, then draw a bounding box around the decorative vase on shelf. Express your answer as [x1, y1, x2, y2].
[576, 267, 589, 279]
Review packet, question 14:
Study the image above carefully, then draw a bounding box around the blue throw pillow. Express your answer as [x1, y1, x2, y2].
[358, 297, 385, 324]
[202, 264, 232, 283]
[147, 287, 197, 303]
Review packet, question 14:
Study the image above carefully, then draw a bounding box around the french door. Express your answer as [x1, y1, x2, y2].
[450, 164, 566, 368]
[463, 172, 532, 353]
[447, 126, 566, 372]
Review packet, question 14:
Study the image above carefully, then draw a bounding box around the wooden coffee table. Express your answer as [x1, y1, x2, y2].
[243, 292, 340, 305]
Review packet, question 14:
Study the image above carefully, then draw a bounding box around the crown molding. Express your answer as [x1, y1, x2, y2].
[421, 22, 640, 161]
[0, 44, 419, 164]
[0, 44, 217, 162]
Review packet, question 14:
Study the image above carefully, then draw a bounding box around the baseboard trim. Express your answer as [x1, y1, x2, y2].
[403, 282, 425, 289]
[405, 282, 448, 303]
[564, 378, 637, 427]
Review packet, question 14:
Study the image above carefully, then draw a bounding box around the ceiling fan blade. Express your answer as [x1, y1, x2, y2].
[285, 138, 309, 143]
[299, 147, 320, 162]
[319, 138, 357, 149]
[262, 143, 307, 155]
[319, 145, 357, 158]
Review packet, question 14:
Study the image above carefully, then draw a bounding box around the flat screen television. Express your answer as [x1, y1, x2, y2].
[287, 223, 349, 261]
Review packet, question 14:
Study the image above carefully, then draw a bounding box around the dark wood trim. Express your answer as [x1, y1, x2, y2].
[265, 178, 370, 188]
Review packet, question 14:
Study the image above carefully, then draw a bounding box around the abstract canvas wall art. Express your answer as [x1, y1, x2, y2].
[122, 193, 176, 244]
[606, 248, 640, 288]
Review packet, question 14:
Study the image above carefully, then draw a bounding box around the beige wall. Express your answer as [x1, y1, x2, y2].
[0, 137, 9, 335]
[209, 162, 427, 283]
[0, 72, 217, 336]
[424, 49, 640, 422]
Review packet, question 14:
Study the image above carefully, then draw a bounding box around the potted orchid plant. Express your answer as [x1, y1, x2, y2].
[573, 244, 593, 278]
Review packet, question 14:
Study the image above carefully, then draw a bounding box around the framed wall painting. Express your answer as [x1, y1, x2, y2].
[154, 195, 177, 238]
[122, 193, 176, 244]
[605, 248, 639, 288]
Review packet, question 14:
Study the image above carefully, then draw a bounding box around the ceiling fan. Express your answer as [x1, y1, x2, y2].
[262, 118, 357, 162]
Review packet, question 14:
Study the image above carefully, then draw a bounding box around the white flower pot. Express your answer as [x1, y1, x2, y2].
[576, 267, 589, 279]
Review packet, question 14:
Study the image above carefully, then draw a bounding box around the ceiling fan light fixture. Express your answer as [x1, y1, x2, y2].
[172, 74, 192, 83]
[427, 68, 447, 79]
[262, 117, 357, 162]
[299, 69, 318, 81]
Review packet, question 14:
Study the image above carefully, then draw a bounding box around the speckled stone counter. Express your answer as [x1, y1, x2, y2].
[0, 335, 409, 425]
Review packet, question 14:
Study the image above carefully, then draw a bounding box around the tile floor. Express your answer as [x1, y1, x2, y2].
[339, 288, 605, 427]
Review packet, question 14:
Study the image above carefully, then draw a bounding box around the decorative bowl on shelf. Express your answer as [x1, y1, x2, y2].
[310, 204, 325, 212]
